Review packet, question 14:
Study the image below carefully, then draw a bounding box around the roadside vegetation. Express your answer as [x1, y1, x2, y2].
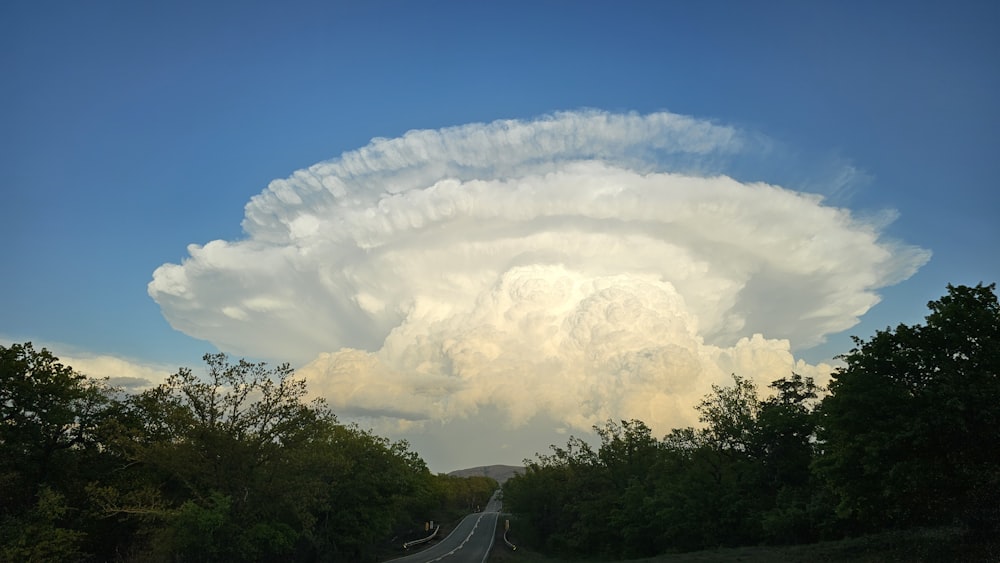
[0, 345, 495, 561]
[3, 283, 996, 561]
[501, 283, 1000, 561]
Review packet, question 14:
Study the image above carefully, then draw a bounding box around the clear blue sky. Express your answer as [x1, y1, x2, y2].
[3, 1, 998, 470]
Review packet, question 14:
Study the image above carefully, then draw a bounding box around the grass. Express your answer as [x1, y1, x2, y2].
[488, 524, 1000, 562]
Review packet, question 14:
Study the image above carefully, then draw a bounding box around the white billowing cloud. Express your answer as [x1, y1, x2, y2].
[149, 110, 929, 437]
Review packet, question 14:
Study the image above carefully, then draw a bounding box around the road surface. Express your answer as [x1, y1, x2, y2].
[386, 491, 502, 563]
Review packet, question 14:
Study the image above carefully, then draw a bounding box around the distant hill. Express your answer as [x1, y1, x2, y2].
[447, 464, 524, 484]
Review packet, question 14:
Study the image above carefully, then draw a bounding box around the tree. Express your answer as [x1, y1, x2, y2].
[655, 374, 823, 548]
[505, 376, 826, 556]
[91, 353, 437, 561]
[1, 346, 463, 560]
[756, 374, 823, 543]
[816, 283, 1000, 534]
[758, 374, 820, 487]
[503, 435, 606, 556]
[696, 374, 763, 456]
[103, 353, 341, 559]
[1, 343, 113, 509]
[661, 375, 767, 547]
[0, 342, 116, 558]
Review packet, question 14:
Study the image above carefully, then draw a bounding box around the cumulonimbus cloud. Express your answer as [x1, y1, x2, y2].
[149, 110, 929, 434]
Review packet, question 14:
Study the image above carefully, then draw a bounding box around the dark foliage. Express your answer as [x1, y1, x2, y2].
[504, 284, 1000, 558]
[0, 347, 496, 562]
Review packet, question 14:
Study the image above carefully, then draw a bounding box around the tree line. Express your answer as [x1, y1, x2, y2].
[502, 283, 1000, 559]
[0, 348, 496, 561]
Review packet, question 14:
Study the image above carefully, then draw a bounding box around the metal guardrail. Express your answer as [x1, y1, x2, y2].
[503, 528, 517, 551]
[402, 525, 440, 549]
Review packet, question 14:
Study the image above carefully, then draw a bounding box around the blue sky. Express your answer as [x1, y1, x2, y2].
[3, 1, 998, 471]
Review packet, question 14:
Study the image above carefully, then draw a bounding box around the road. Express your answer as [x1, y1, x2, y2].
[386, 491, 502, 563]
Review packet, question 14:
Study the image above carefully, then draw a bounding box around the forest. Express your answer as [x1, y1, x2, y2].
[0, 347, 496, 561]
[2, 283, 997, 561]
[502, 283, 999, 559]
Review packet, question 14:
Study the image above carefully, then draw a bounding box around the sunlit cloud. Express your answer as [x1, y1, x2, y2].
[61, 355, 172, 391]
[2, 336, 175, 393]
[149, 110, 929, 436]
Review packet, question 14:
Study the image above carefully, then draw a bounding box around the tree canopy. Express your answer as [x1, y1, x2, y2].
[0, 347, 496, 561]
[816, 283, 1000, 533]
[504, 283, 1000, 558]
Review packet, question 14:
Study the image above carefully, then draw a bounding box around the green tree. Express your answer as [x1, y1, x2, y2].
[816, 283, 1000, 534]
[654, 375, 768, 548]
[0, 342, 117, 559]
[503, 435, 604, 556]
[505, 376, 826, 556]
[696, 374, 763, 456]
[0, 487, 86, 562]
[756, 374, 823, 543]
[653, 374, 823, 549]
[92, 353, 436, 561]
[654, 428, 746, 550]
[1, 343, 113, 511]
[598, 420, 660, 558]
[301, 422, 430, 560]
[108, 353, 341, 559]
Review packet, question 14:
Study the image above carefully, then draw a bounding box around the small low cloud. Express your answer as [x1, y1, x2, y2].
[149, 110, 929, 442]
[0, 338, 175, 394]
[57, 353, 174, 393]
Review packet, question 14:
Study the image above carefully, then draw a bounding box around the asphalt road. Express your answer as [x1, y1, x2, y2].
[386, 491, 502, 563]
